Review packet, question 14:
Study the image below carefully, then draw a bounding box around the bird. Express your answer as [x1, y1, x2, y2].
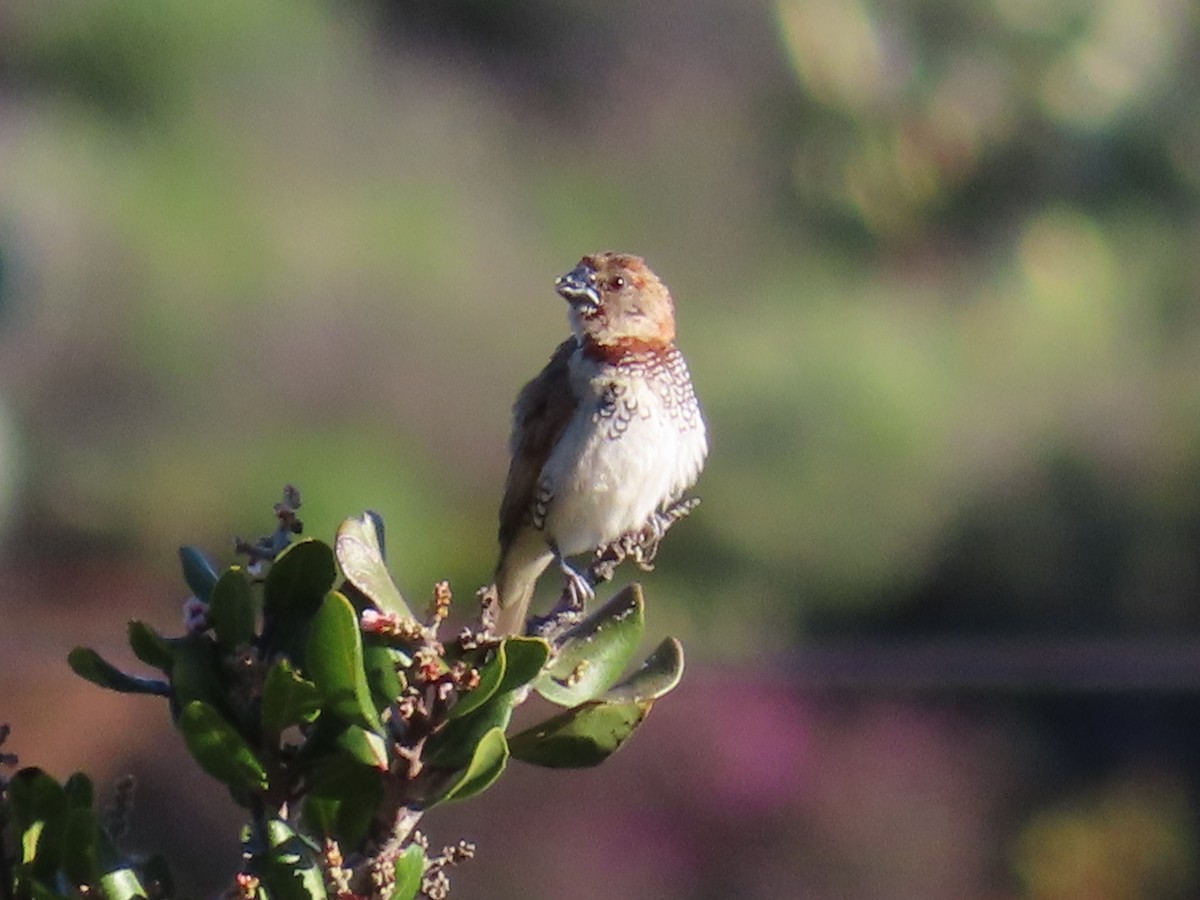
[490, 252, 707, 635]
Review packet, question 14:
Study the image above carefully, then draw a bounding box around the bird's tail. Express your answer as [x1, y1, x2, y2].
[491, 547, 553, 636]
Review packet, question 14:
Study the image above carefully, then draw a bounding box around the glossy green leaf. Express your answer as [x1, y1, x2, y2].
[263, 819, 327, 900]
[21, 819, 46, 867]
[264, 539, 337, 618]
[448, 645, 507, 720]
[336, 725, 389, 770]
[68, 648, 170, 696]
[437, 727, 509, 804]
[602, 637, 685, 703]
[306, 592, 382, 733]
[428, 638, 548, 768]
[508, 698, 652, 768]
[427, 688, 517, 771]
[363, 641, 405, 712]
[335, 513, 414, 618]
[448, 635, 550, 716]
[179, 546, 220, 603]
[178, 702, 269, 793]
[497, 637, 551, 692]
[534, 585, 644, 706]
[127, 621, 173, 672]
[209, 568, 258, 650]
[98, 865, 149, 900]
[94, 821, 144, 897]
[391, 845, 425, 900]
[261, 660, 322, 735]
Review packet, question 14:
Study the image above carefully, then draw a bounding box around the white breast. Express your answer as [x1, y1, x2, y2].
[539, 348, 708, 558]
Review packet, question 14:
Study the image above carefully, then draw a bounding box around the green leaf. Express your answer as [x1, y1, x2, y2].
[300, 795, 338, 840]
[318, 775, 382, 847]
[534, 585, 645, 706]
[178, 702, 269, 794]
[301, 762, 383, 848]
[306, 592, 382, 733]
[363, 641, 405, 712]
[264, 539, 337, 618]
[21, 819, 46, 867]
[63, 773, 94, 810]
[8, 769, 64, 827]
[391, 845, 425, 900]
[448, 645, 507, 720]
[9, 769, 67, 876]
[335, 513, 414, 618]
[168, 636, 224, 709]
[62, 807, 100, 885]
[602, 637, 685, 703]
[335, 726, 389, 770]
[508, 699, 652, 768]
[94, 820, 149, 900]
[179, 546, 220, 603]
[98, 865, 149, 900]
[68, 648, 170, 696]
[209, 568, 258, 650]
[437, 727, 509, 804]
[261, 660, 322, 735]
[450, 635, 550, 719]
[497, 637, 551, 692]
[263, 819, 327, 900]
[426, 688, 516, 771]
[127, 621, 173, 672]
[427, 638, 548, 769]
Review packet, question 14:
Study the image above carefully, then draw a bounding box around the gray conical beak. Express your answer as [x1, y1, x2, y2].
[555, 261, 602, 312]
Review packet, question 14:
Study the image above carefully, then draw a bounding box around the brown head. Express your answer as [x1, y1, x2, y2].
[555, 252, 677, 354]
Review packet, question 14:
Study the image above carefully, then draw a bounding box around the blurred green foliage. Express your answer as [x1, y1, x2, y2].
[2, 0, 1199, 651]
[3, 3, 1200, 894]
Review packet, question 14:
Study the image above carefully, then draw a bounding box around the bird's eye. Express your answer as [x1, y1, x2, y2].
[608, 275, 625, 291]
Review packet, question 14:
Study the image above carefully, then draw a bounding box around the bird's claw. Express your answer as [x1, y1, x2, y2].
[525, 549, 594, 639]
[530, 498, 701, 640]
[588, 497, 701, 583]
[560, 561, 595, 606]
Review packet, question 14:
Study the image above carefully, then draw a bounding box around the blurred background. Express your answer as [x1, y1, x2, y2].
[3, 0, 1200, 896]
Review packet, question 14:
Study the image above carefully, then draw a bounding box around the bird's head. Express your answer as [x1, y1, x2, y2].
[556, 252, 676, 353]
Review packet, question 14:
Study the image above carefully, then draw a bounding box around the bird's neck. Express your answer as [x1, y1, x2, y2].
[579, 335, 675, 366]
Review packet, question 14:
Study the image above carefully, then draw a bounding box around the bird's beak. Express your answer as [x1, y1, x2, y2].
[555, 261, 602, 313]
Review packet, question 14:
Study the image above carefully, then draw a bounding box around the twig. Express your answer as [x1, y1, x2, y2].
[530, 497, 701, 640]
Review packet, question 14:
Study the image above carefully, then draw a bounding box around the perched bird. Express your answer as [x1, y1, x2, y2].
[491, 252, 707, 635]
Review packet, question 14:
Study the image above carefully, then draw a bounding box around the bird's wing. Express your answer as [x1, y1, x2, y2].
[497, 337, 580, 555]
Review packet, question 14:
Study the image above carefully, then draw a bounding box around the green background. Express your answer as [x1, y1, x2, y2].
[3, 1, 1200, 897]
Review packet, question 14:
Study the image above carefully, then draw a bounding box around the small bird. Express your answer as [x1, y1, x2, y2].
[491, 252, 707, 635]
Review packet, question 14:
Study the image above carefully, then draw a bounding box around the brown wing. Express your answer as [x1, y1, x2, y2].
[497, 337, 580, 555]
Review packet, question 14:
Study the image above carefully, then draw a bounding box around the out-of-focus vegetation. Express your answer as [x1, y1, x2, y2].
[3, 0, 1200, 898]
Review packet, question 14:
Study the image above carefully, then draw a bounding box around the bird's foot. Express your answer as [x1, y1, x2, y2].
[559, 556, 596, 606]
[527, 550, 594, 639]
[588, 497, 701, 582]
